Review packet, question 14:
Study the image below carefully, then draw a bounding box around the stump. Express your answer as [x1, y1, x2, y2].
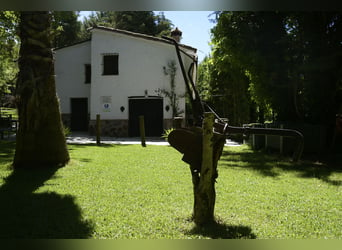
[168, 112, 226, 226]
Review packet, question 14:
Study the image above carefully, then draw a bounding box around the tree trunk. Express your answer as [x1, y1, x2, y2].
[192, 112, 225, 226]
[13, 11, 70, 168]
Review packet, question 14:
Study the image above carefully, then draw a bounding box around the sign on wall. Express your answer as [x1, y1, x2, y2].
[101, 96, 112, 112]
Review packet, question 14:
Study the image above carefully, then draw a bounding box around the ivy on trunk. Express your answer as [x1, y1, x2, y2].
[13, 11, 69, 168]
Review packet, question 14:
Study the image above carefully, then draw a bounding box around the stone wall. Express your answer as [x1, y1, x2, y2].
[62, 115, 180, 137]
[89, 119, 129, 137]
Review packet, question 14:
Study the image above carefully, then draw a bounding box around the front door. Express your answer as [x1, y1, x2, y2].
[129, 98, 163, 137]
[70, 98, 88, 131]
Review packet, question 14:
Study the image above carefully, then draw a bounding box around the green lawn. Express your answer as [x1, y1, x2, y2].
[0, 141, 341, 239]
[0, 107, 18, 119]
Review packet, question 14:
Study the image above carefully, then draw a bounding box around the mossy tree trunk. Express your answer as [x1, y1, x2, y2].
[13, 11, 70, 168]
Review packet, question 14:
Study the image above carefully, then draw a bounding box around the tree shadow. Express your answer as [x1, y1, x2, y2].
[220, 148, 341, 186]
[0, 167, 94, 238]
[186, 219, 256, 239]
[0, 141, 15, 165]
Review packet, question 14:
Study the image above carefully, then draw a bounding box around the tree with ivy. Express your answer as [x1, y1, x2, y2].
[13, 11, 69, 168]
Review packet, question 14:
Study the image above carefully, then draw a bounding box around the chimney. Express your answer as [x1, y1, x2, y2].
[170, 27, 182, 43]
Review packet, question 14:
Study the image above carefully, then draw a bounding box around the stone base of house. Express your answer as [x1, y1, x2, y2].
[163, 119, 173, 131]
[61, 115, 184, 137]
[164, 118, 185, 130]
[89, 119, 129, 137]
[61, 114, 71, 128]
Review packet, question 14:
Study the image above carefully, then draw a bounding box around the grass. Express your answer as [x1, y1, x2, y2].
[0, 107, 18, 119]
[0, 141, 341, 239]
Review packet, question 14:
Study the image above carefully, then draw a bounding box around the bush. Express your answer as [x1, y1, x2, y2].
[161, 128, 174, 141]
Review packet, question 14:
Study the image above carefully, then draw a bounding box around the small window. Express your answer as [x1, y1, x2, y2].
[85, 64, 91, 83]
[103, 54, 119, 75]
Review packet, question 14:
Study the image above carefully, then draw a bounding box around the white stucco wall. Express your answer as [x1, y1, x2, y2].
[90, 29, 194, 120]
[54, 41, 91, 114]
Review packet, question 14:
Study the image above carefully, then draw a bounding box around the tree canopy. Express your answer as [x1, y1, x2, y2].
[0, 11, 19, 101]
[198, 11, 342, 127]
[51, 11, 82, 48]
[80, 11, 173, 40]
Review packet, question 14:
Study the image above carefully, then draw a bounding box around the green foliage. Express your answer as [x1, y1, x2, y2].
[0, 11, 19, 97]
[197, 55, 252, 126]
[161, 127, 174, 140]
[156, 60, 184, 118]
[63, 126, 71, 137]
[80, 11, 173, 39]
[207, 11, 342, 126]
[51, 11, 82, 48]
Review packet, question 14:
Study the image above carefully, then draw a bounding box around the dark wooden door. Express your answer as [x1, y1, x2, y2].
[129, 98, 163, 137]
[70, 98, 88, 131]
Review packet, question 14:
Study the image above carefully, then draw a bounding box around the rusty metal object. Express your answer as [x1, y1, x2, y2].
[168, 127, 226, 170]
[216, 122, 304, 162]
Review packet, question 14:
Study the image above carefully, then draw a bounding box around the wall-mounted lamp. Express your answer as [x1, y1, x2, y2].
[165, 105, 170, 112]
[120, 106, 125, 112]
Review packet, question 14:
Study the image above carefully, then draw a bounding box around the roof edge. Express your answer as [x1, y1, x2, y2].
[53, 39, 91, 51]
[90, 26, 197, 53]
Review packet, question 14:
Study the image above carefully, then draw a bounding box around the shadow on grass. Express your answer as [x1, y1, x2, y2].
[186, 220, 256, 239]
[220, 147, 341, 186]
[0, 144, 94, 238]
[0, 141, 15, 165]
[67, 143, 131, 151]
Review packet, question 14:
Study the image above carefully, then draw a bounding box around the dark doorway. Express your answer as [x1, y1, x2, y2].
[129, 97, 163, 137]
[70, 98, 88, 131]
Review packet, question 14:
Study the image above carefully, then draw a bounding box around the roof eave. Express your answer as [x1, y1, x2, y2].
[90, 26, 197, 53]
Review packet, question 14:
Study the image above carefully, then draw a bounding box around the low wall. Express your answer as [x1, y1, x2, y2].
[244, 122, 328, 155]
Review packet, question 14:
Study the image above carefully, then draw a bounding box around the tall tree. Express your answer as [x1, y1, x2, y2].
[80, 11, 173, 38]
[290, 12, 342, 126]
[51, 11, 82, 48]
[208, 11, 342, 129]
[198, 55, 252, 126]
[0, 11, 19, 100]
[13, 11, 69, 168]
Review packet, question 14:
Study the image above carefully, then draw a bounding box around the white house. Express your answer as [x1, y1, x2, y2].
[54, 26, 197, 137]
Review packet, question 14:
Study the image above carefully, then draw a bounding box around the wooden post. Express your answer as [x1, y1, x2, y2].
[265, 123, 268, 150]
[139, 115, 146, 147]
[96, 114, 101, 145]
[193, 112, 216, 225]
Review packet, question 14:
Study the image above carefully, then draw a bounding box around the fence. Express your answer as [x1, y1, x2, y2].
[243, 122, 328, 155]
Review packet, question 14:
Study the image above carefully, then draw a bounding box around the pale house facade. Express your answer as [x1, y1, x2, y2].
[54, 27, 197, 136]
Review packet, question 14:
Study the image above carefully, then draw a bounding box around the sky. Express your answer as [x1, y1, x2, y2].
[78, 11, 216, 62]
